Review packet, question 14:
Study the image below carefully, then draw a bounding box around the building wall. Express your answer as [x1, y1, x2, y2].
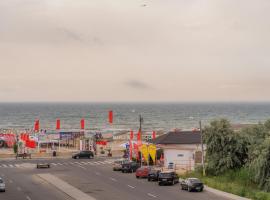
[160, 143, 206, 172]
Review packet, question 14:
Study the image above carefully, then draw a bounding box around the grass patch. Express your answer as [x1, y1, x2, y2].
[180, 168, 270, 200]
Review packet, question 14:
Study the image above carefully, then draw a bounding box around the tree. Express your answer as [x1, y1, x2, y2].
[204, 119, 248, 175]
[13, 143, 18, 154]
[249, 138, 270, 191]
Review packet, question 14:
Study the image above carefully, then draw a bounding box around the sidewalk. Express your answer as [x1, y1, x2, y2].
[205, 186, 251, 200]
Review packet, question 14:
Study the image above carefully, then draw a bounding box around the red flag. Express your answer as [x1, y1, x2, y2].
[56, 119, 61, 130]
[130, 130, 134, 140]
[152, 131, 156, 139]
[26, 140, 36, 148]
[80, 118, 85, 129]
[137, 131, 142, 146]
[34, 120, 39, 132]
[108, 110, 113, 124]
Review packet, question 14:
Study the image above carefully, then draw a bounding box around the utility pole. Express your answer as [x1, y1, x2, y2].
[199, 120, 206, 176]
[139, 115, 143, 166]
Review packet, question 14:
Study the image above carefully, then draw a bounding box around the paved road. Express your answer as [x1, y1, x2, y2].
[0, 157, 230, 200]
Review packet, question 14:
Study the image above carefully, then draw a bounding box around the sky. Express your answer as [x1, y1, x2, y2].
[0, 0, 270, 102]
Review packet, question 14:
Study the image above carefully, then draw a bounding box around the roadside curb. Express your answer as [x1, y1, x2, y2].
[205, 186, 251, 200]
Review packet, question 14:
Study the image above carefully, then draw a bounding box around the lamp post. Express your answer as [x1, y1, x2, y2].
[199, 120, 206, 176]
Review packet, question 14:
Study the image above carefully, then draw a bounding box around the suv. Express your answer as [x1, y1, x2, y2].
[72, 151, 94, 159]
[0, 178, 5, 192]
[113, 159, 129, 171]
[121, 162, 140, 173]
[148, 168, 161, 181]
[158, 171, 179, 186]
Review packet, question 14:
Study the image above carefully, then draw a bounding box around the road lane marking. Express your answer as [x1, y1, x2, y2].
[37, 173, 96, 200]
[93, 162, 100, 165]
[2, 164, 7, 167]
[147, 193, 157, 198]
[87, 162, 94, 165]
[51, 163, 57, 166]
[127, 185, 135, 189]
[77, 165, 86, 170]
[110, 178, 117, 182]
[26, 195, 31, 200]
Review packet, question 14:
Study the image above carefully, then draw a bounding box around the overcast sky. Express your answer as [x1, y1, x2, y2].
[0, 0, 270, 102]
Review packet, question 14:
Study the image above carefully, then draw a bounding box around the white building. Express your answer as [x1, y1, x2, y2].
[152, 130, 205, 173]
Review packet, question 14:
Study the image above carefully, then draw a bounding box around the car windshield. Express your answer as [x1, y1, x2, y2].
[189, 178, 201, 183]
[159, 173, 172, 178]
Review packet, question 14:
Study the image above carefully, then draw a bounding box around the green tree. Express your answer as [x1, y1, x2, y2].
[249, 138, 270, 191]
[13, 143, 18, 154]
[204, 119, 248, 175]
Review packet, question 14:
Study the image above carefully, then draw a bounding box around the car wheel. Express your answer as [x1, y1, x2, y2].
[136, 176, 139, 179]
[158, 182, 162, 186]
[200, 188, 203, 192]
[148, 178, 151, 182]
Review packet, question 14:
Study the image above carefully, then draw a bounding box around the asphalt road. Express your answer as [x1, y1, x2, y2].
[0, 157, 231, 200]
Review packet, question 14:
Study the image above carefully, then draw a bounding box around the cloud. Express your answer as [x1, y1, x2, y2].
[125, 80, 152, 90]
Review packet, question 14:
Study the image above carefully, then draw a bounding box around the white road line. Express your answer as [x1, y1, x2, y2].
[104, 161, 112, 164]
[17, 186, 22, 191]
[77, 165, 86, 170]
[2, 164, 7, 168]
[93, 162, 100, 165]
[26, 195, 31, 200]
[51, 163, 57, 166]
[98, 162, 106, 164]
[69, 162, 75, 165]
[9, 164, 14, 168]
[57, 163, 63, 165]
[147, 193, 157, 198]
[110, 178, 117, 182]
[15, 164, 21, 168]
[81, 162, 87, 165]
[127, 185, 135, 189]
[87, 162, 94, 165]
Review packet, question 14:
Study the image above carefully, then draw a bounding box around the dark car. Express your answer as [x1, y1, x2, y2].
[180, 178, 204, 192]
[148, 168, 161, 181]
[121, 162, 140, 173]
[136, 166, 151, 178]
[37, 163, 50, 169]
[72, 151, 94, 159]
[0, 178, 5, 192]
[158, 171, 179, 186]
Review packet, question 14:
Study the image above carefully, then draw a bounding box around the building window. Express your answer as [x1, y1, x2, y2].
[177, 154, 184, 157]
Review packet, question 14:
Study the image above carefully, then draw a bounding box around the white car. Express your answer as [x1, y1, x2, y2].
[0, 178, 5, 192]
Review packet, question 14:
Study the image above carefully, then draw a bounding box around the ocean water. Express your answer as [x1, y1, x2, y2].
[0, 102, 270, 132]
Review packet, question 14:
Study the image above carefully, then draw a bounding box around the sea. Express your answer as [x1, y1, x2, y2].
[0, 102, 270, 133]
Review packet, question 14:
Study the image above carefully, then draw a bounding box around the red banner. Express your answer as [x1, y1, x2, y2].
[0, 133, 15, 148]
[108, 110, 113, 124]
[56, 119, 61, 130]
[137, 131, 142, 146]
[80, 118, 85, 130]
[34, 120, 39, 132]
[96, 141, 107, 145]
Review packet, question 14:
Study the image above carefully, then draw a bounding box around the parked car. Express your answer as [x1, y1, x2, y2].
[72, 151, 94, 159]
[121, 162, 140, 173]
[148, 168, 161, 181]
[180, 178, 204, 192]
[158, 171, 179, 186]
[136, 166, 151, 178]
[37, 163, 50, 169]
[113, 159, 129, 171]
[0, 178, 5, 192]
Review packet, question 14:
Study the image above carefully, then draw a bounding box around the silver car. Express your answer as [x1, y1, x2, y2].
[0, 178, 5, 192]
